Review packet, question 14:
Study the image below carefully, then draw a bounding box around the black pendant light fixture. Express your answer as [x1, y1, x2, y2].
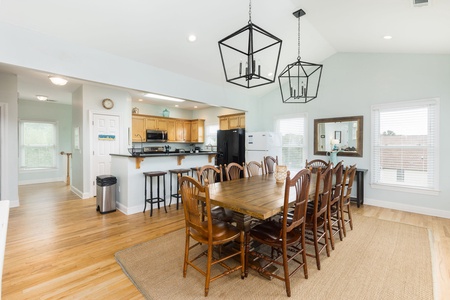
[218, 0, 282, 89]
[278, 9, 323, 103]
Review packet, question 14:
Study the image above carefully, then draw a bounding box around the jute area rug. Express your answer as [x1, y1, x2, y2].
[115, 215, 433, 300]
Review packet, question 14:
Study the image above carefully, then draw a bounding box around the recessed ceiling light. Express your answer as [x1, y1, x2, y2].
[144, 93, 185, 102]
[188, 34, 197, 42]
[48, 76, 68, 86]
[138, 98, 143, 102]
[36, 95, 48, 101]
[383, 35, 393, 40]
[194, 106, 198, 109]
[175, 105, 179, 107]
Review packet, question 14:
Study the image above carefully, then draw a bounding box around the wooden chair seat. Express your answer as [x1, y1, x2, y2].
[190, 220, 242, 243]
[250, 220, 301, 245]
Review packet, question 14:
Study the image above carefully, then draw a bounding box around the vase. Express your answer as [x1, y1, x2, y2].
[329, 151, 338, 166]
[274, 165, 288, 183]
[162, 109, 170, 117]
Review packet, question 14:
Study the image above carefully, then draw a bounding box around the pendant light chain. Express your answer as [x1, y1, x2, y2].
[248, 0, 252, 24]
[297, 15, 301, 61]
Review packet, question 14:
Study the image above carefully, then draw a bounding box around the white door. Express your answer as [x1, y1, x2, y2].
[92, 114, 120, 196]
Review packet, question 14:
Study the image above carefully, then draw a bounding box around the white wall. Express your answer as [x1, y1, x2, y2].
[255, 53, 450, 217]
[0, 73, 18, 206]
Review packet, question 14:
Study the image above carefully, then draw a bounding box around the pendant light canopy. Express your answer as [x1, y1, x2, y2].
[218, 0, 282, 89]
[278, 9, 323, 103]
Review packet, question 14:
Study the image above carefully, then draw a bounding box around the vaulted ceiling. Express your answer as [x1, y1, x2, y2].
[1, 0, 449, 107]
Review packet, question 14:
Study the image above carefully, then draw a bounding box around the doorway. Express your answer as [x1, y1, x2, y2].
[91, 113, 120, 197]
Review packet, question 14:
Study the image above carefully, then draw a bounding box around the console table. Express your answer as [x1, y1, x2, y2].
[351, 168, 368, 207]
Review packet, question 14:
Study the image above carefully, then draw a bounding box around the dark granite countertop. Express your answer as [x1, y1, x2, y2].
[111, 151, 217, 158]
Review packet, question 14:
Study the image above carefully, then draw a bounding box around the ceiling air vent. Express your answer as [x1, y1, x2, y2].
[413, 0, 429, 7]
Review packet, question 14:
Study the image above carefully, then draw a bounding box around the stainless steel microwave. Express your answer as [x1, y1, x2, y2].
[146, 130, 167, 142]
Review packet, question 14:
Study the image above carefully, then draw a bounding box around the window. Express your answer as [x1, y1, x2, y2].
[19, 120, 58, 170]
[371, 99, 439, 193]
[204, 124, 219, 148]
[275, 114, 307, 173]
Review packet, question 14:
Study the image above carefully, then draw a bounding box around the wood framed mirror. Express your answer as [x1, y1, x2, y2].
[314, 115, 363, 157]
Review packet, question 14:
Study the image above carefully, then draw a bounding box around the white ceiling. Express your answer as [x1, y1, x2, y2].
[0, 0, 449, 108]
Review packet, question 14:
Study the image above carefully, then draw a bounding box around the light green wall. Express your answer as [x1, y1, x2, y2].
[252, 53, 450, 216]
[18, 100, 72, 184]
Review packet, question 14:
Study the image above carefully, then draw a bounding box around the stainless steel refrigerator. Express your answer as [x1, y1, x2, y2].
[216, 128, 245, 167]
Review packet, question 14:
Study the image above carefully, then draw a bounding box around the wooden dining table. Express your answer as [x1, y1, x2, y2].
[201, 173, 317, 232]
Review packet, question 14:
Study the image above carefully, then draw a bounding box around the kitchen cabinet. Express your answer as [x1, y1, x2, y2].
[146, 117, 169, 131]
[219, 113, 245, 130]
[166, 120, 176, 141]
[175, 120, 191, 142]
[191, 119, 205, 143]
[131, 115, 146, 142]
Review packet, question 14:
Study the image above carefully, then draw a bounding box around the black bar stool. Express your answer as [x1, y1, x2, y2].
[168, 168, 191, 210]
[143, 171, 167, 216]
[191, 166, 199, 178]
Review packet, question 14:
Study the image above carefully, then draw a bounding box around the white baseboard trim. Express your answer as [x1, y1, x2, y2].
[7, 199, 20, 208]
[18, 177, 64, 185]
[116, 201, 172, 215]
[365, 198, 450, 219]
[70, 186, 90, 199]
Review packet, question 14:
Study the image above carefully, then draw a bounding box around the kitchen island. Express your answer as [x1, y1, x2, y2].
[110, 151, 217, 215]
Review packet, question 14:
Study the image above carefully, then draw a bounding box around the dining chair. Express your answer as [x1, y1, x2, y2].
[263, 156, 278, 174]
[305, 164, 332, 270]
[340, 164, 357, 237]
[224, 162, 246, 180]
[247, 169, 311, 297]
[246, 160, 264, 177]
[197, 165, 232, 223]
[179, 175, 245, 297]
[327, 161, 344, 249]
[305, 159, 329, 172]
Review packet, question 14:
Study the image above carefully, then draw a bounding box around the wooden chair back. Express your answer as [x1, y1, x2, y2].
[179, 176, 210, 237]
[330, 161, 344, 206]
[311, 164, 333, 219]
[225, 162, 245, 181]
[197, 165, 223, 184]
[263, 156, 278, 174]
[341, 164, 357, 206]
[305, 159, 329, 173]
[282, 169, 312, 233]
[246, 161, 264, 177]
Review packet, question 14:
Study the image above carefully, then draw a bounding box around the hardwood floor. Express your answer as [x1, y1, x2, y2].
[2, 182, 449, 299]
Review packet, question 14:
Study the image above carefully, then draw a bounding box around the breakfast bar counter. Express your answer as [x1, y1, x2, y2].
[110, 152, 217, 215]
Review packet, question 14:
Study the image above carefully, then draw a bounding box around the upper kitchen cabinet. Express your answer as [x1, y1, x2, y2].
[175, 120, 192, 142]
[219, 113, 245, 130]
[146, 117, 169, 131]
[131, 115, 146, 142]
[191, 119, 205, 143]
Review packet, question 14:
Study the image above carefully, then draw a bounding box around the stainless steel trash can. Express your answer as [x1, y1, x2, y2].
[96, 175, 117, 214]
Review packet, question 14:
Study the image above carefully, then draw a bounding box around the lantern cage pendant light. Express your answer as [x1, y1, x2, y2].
[218, 0, 282, 89]
[278, 9, 323, 103]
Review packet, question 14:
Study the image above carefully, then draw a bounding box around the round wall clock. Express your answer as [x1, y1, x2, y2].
[102, 98, 114, 109]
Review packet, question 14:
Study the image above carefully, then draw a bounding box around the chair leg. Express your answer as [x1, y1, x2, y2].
[348, 204, 354, 230]
[313, 225, 321, 270]
[301, 234, 308, 279]
[240, 231, 245, 279]
[282, 244, 291, 297]
[327, 210, 335, 250]
[183, 230, 190, 277]
[323, 221, 331, 257]
[205, 244, 213, 297]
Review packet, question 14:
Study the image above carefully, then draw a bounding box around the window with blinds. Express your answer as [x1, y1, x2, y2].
[275, 114, 307, 173]
[19, 120, 58, 170]
[371, 98, 439, 193]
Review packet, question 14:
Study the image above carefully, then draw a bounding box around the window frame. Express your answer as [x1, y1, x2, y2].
[370, 98, 439, 195]
[19, 119, 59, 171]
[275, 113, 308, 174]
